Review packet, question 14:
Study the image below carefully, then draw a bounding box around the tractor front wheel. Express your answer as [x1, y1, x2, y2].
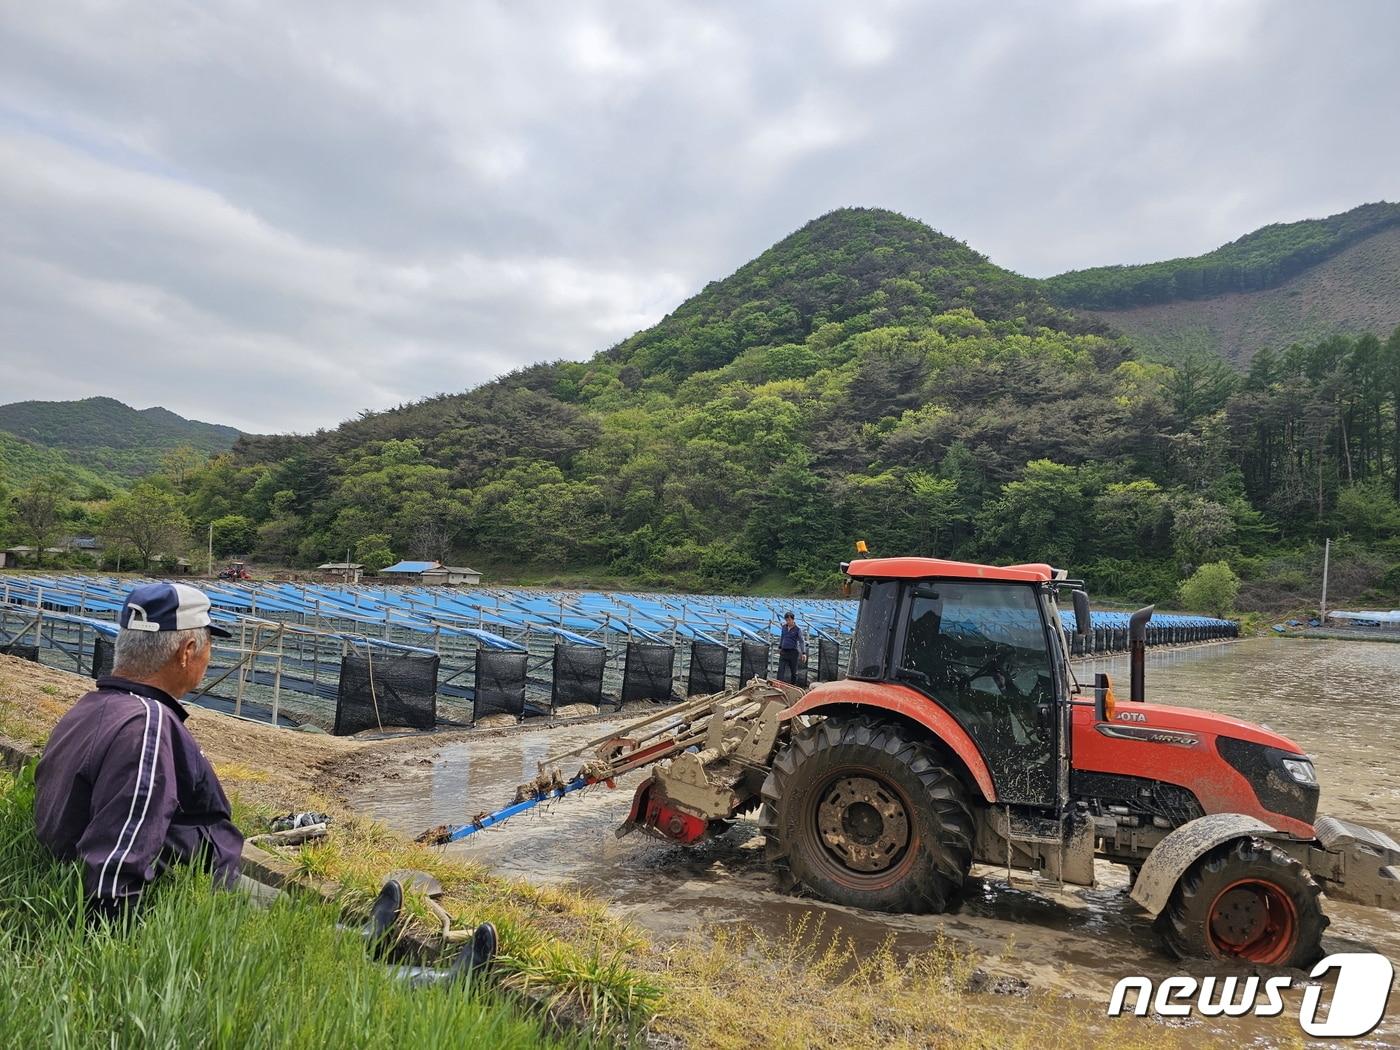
[1159, 837, 1327, 968]
[758, 717, 974, 913]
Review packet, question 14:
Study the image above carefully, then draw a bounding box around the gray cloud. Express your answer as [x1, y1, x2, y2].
[0, 0, 1396, 432]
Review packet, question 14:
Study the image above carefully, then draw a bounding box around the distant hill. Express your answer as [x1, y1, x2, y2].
[1044, 201, 1400, 310]
[0, 397, 241, 486]
[607, 206, 1082, 379]
[1042, 201, 1400, 365]
[1074, 223, 1400, 366]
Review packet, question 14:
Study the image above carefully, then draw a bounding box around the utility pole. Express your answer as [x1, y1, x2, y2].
[208, 522, 215, 578]
[1320, 537, 1331, 622]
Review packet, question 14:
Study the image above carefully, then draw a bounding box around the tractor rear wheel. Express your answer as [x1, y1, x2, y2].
[1159, 837, 1327, 968]
[758, 716, 974, 913]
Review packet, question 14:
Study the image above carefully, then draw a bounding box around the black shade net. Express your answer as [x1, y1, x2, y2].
[333, 651, 439, 736]
[817, 638, 840, 682]
[739, 641, 769, 684]
[622, 642, 676, 703]
[92, 635, 116, 679]
[551, 644, 606, 709]
[687, 641, 727, 696]
[473, 649, 528, 723]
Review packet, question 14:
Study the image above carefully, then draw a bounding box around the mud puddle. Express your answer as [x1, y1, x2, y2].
[351, 638, 1400, 1046]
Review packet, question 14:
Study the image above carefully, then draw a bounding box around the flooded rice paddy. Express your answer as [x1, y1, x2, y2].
[351, 637, 1400, 1046]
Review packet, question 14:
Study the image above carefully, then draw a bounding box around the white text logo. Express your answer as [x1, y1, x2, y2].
[1107, 953, 1394, 1038]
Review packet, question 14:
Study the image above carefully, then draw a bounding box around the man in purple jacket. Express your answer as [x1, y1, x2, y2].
[35, 582, 243, 921]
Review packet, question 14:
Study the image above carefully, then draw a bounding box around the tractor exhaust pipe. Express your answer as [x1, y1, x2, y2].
[1128, 606, 1154, 702]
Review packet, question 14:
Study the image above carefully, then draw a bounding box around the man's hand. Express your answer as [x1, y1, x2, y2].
[799, 653, 808, 666]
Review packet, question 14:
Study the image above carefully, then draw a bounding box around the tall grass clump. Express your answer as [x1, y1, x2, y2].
[0, 764, 583, 1050]
[652, 914, 1217, 1050]
[282, 816, 660, 1031]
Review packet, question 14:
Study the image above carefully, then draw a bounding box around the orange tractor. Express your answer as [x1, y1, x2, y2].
[438, 557, 1400, 966]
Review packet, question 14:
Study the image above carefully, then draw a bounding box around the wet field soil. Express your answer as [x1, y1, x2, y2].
[349, 638, 1400, 1046]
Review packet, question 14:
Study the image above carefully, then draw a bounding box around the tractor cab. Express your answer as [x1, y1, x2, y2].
[840, 557, 1075, 811]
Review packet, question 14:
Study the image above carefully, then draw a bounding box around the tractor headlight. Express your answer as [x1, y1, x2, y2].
[1281, 757, 1317, 786]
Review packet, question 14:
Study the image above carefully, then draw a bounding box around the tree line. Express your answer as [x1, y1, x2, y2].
[5, 324, 1391, 614]
[1043, 201, 1400, 310]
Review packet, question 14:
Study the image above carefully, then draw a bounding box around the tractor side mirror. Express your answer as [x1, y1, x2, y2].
[1072, 590, 1091, 637]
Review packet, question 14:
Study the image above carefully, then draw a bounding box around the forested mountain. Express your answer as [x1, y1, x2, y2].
[1072, 223, 1400, 366]
[1041, 201, 1400, 367]
[1044, 201, 1400, 310]
[0, 430, 114, 491]
[162, 207, 1400, 608]
[0, 397, 241, 483]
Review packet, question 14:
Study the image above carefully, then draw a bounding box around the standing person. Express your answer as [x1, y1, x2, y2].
[34, 582, 243, 921]
[776, 611, 807, 684]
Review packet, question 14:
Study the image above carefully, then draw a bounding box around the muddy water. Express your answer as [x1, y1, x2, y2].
[351, 638, 1400, 1046]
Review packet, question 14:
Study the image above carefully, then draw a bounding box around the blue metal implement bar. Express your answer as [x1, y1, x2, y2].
[441, 775, 593, 842]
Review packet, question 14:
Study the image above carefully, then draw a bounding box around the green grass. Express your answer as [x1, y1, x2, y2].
[0, 764, 584, 1050]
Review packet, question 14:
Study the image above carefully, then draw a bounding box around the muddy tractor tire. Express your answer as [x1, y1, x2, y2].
[758, 716, 974, 913]
[1159, 837, 1327, 968]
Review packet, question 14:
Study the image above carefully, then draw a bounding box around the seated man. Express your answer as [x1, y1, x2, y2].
[34, 582, 242, 920]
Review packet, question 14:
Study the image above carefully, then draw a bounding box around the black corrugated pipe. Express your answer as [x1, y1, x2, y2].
[1129, 606, 1154, 702]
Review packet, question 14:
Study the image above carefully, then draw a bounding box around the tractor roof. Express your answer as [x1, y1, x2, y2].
[845, 557, 1054, 583]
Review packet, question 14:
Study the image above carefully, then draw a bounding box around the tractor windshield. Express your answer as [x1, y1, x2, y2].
[899, 580, 1057, 805]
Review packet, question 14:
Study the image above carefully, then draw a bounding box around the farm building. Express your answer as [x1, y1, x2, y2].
[317, 562, 365, 584]
[1327, 609, 1400, 633]
[381, 561, 482, 586]
[423, 565, 482, 586]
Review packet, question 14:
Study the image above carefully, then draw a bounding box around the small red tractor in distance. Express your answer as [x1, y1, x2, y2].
[217, 561, 252, 582]
[615, 557, 1400, 966]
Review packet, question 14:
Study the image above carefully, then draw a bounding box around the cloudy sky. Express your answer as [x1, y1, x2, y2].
[1, 1, 1395, 433]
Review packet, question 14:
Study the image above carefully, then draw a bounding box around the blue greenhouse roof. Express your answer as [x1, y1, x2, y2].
[382, 561, 437, 574]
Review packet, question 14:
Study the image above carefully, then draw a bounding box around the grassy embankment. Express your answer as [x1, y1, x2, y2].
[0, 766, 581, 1050]
[0, 655, 1212, 1048]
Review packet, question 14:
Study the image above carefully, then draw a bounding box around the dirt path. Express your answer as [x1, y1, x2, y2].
[0, 655, 364, 810]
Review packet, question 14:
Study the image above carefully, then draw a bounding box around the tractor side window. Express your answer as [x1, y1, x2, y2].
[849, 580, 899, 679]
[900, 582, 1055, 795]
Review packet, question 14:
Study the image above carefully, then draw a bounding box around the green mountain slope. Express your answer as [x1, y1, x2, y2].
[608, 207, 1080, 379]
[1044, 201, 1400, 310]
[197, 206, 1400, 605]
[1077, 223, 1400, 366]
[0, 397, 241, 482]
[0, 431, 116, 492]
